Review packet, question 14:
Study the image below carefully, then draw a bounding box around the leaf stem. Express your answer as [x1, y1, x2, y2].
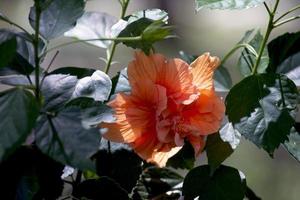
[104, 0, 130, 74]
[0, 14, 32, 37]
[274, 15, 300, 27]
[252, 0, 280, 75]
[221, 43, 258, 65]
[274, 4, 300, 23]
[33, 0, 41, 102]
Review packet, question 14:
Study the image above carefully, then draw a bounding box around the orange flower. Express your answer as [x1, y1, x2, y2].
[102, 51, 225, 167]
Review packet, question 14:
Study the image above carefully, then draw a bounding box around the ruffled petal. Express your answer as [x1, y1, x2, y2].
[190, 53, 220, 90]
[187, 135, 206, 157]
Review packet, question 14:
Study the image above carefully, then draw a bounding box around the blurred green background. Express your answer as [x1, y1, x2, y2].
[1, 0, 300, 199]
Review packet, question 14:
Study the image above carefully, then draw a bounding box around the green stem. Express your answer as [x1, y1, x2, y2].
[41, 36, 141, 57]
[274, 15, 300, 27]
[252, 0, 280, 75]
[33, 0, 41, 102]
[221, 43, 258, 65]
[104, 0, 130, 74]
[274, 4, 300, 23]
[0, 14, 32, 37]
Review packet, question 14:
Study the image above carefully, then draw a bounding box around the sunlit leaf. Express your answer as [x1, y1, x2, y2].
[35, 107, 100, 170]
[127, 9, 168, 24]
[0, 88, 39, 161]
[183, 165, 246, 200]
[110, 68, 130, 97]
[284, 125, 300, 162]
[195, 0, 264, 11]
[29, 0, 85, 40]
[72, 70, 112, 102]
[219, 122, 241, 149]
[226, 74, 298, 155]
[64, 12, 118, 48]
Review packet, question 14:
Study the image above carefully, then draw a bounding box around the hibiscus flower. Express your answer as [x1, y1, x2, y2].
[102, 51, 225, 167]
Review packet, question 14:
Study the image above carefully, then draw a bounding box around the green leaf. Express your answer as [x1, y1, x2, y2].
[226, 74, 298, 155]
[0, 146, 64, 199]
[94, 139, 142, 192]
[276, 52, 300, 86]
[73, 177, 129, 200]
[195, 0, 264, 11]
[0, 36, 17, 68]
[132, 166, 183, 199]
[214, 65, 232, 91]
[64, 11, 118, 48]
[127, 9, 168, 24]
[167, 141, 195, 170]
[219, 122, 241, 149]
[284, 124, 300, 162]
[41, 74, 78, 111]
[35, 107, 100, 170]
[267, 31, 300, 73]
[118, 18, 172, 54]
[68, 98, 114, 128]
[29, 0, 85, 40]
[0, 88, 39, 161]
[110, 68, 130, 96]
[0, 29, 42, 75]
[183, 165, 246, 200]
[72, 70, 112, 102]
[49, 66, 95, 78]
[206, 132, 234, 172]
[238, 30, 269, 76]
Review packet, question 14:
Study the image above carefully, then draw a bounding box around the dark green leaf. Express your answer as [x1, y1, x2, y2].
[35, 107, 100, 170]
[284, 124, 300, 162]
[226, 74, 298, 155]
[167, 141, 195, 170]
[49, 66, 95, 78]
[94, 139, 142, 192]
[0, 88, 39, 161]
[73, 177, 129, 200]
[183, 165, 246, 200]
[0, 36, 17, 68]
[206, 132, 234, 172]
[267, 31, 300, 73]
[0, 146, 64, 200]
[29, 0, 85, 40]
[0, 29, 42, 75]
[238, 30, 269, 76]
[118, 18, 172, 54]
[132, 166, 182, 199]
[195, 0, 264, 10]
